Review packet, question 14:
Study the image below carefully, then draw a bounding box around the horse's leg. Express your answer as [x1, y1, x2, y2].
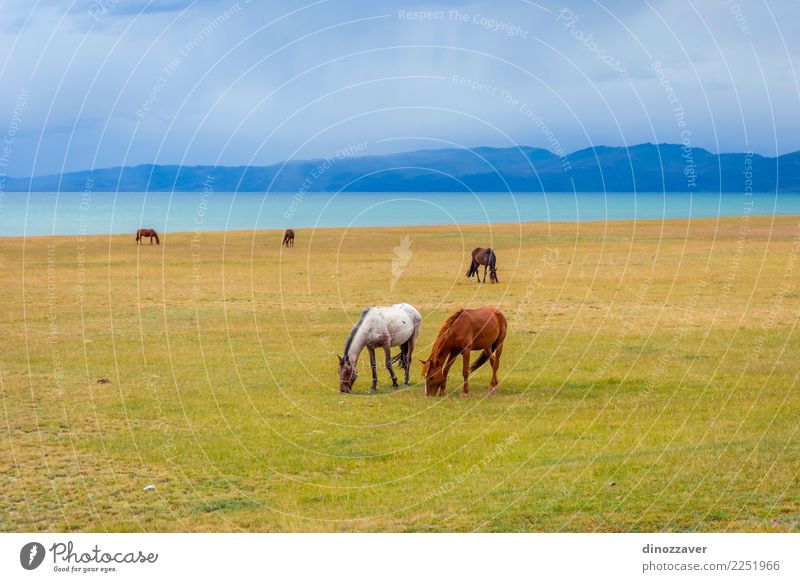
[481, 346, 498, 390]
[383, 344, 399, 389]
[489, 343, 504, 393]
[483, 264, 488, 282]
[461, 349, 471, 397]
[368, 347, 378, 393]
[436, 352, 456, 396]
[150, 236, 154, 245]
[482, 346, 496, 370]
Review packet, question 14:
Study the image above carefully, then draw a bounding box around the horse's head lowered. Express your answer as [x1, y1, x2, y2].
[420, 356, 446, 396]
[338, 355, 358, 393]
[489, 266, 499, 284]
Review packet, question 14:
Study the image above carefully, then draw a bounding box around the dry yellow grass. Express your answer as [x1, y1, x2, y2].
[0, 215, 798, 532]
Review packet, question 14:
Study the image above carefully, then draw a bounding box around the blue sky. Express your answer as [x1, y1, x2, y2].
[0, 0, 798, 176]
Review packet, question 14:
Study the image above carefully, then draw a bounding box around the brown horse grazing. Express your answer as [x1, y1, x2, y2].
[421, 307, 507, 397]
[466, 247, 498, 283]
[282, 228, 295, 247]
[136, 228, 160, 245]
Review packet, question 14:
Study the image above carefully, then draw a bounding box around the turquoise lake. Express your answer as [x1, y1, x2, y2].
[1, 191, 798, 236]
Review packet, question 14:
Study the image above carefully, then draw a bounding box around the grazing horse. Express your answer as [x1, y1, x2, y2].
[466, 247, 498, 283]
[282, 228, 295, 247]
[136, 228, 160, 245]
[338, 303, 421, 393]
[421, 307, 507, 397]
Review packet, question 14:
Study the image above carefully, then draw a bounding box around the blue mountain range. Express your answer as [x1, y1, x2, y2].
[5, 143, 798, 192]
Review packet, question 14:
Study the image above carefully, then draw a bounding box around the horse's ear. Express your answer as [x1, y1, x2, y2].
[336, 354, 343, 363]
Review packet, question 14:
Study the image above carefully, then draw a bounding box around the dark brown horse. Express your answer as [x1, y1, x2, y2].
[136, 228, 160, 245]
[282, 228, 295, 247]
[421, 307, 507, 397]
[466, 247, 498, 283]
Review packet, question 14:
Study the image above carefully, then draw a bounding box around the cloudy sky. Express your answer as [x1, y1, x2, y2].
[0, 0, 798, 176]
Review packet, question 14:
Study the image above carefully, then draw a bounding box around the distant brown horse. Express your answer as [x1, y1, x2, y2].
[466, 247, 498, 283]
[136, 228, 160, 245]
[282, 228, 295, 247]
[421, 307, 507, 397]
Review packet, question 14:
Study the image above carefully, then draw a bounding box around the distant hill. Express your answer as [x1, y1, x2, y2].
[5, 143, 800, 192]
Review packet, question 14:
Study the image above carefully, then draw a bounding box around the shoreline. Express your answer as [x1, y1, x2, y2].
[1, 213, 798, 240]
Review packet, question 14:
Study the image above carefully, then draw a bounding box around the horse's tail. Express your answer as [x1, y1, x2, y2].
[469, 311, 506, 372]
[153, 231, 160, 245]
[469, 351, 490, 372]
[135, 231, 140, 242]
[466, 261, 477, 278]
[469, 336, 504, 372]
[392, 337, 415, 369]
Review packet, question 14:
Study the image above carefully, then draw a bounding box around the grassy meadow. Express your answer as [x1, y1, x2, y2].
[1, 216, 799, 532]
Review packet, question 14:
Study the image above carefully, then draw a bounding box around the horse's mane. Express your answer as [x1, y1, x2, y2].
[343, 307, 370, 356]
[429, 308, 464, 362]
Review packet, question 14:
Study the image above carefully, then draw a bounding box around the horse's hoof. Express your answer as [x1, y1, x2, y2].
[403, 382, 410, 388]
